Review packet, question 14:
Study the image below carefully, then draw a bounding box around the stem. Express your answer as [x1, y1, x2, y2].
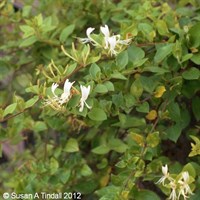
[0, 110, 27, 123]
[136, 41, 167, 47]
[60, 64, 84, 85]
[0, 97, 40, 123]
[149, 99, 169, 134]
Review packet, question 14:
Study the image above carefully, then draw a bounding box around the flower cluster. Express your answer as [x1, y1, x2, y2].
[80, 24, 131, 56]
[44, 79, 91, 112]
[157, 165, 193, 200]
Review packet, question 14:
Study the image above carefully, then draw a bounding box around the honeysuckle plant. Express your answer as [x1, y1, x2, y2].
[157, 165, 194, 200]
[79, 85, 91, 112]
[0, 1, 200, 200]
[79, 24, 131, 56]
[44, 79, 92, 113]
[44, 79, 75, 109]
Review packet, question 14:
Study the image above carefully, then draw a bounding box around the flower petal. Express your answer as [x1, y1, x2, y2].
[80, 85, 91, 101]
[51, 83, 59, 97]
[86, 27, 95, 39]
[100, 24, 110, 38]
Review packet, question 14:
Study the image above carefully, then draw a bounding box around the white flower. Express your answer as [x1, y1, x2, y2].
[44, 79, 74, 109]
[59, 79, 75, 104]
[118, 37, 132, 45]
[80, 25, 131, 56]
[80, 27, 95, 44]
[100, 24, 110, 38]
[156, 164, 169, 185]
[79, 85, 91, 112]
[51, 83, 59, 97]
[168, 181, 177, 200]
[178, 172, 193, 200]
[100, 25, 110, 49]
[100, 24, 131, 55]
[182, 172, 190, 182]
[107, 35, 119, 55]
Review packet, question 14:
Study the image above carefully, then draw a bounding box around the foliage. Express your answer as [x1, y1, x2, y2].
[0, 0, 200, 199]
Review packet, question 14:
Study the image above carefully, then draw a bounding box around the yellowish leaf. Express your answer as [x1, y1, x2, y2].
[154, 86, 166, 98]
[129, 132, 145, 147]
[120, 191, 130, 199]
[99, 167, 111, 187]
[146, 110, 157, 121]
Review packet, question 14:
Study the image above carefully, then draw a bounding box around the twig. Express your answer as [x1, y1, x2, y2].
[136, 41, 167, 47]
[149, 99, 169, 134]
[0, 110, 27, 123]
[0, 98, 40, 123]
[59, 64, 84, 85]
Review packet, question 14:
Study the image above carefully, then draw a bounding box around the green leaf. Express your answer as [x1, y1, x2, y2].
[60, 24, 75, 43]
[92, 145, 110, 154]
[146, 132, 160, 148]
[182, 53, 193, 63]
[133, 58, 148, 67]
[116, 50, 128, 70]
[88, 108, 107, 121]
[65, 63, 77, 76]
[190, 53, 200, 64]
[89, 63, 101, 79]
[59, 169, 71, 184]
[115, 160, 127, 168]
[182, 80, 200, 98]
[156, 20, 169, 36]
[113, 114, 146, 128]
[192, 96, 200, 121]
[64, 138, 79, 152]
[81, 164, 93, 176]
[33, 121, 47, 132]
[22, 5, 32, 17]
[136, 102, 149, 113]
[124, 93, 136, 108]
[182, 67, 200, 80]
[87, 54, 101, 65]
[188, 22, 200, 48]
[94, 84, 108, 94]
[130, 79, 143, 99]
[3, 103, 17, 118]
[25, 96, 39, 109]
[20, 25, 35, 38]
[166, 123, 182, 142]
[50, 157, 59, 175]
[143, 66, 169, 74]
[68, 95, 80, 108]
[140, 75, 159, 93]
[168, 102, 181, 122]
[103, 81, 114, 91]
[138, 23, 155, 41]
[134, 189, 160, 200]
[112, 92, 124, 107]
[190, 189, 200, 200]
[154, 43, 174, 63]
[189, 135, 200, 157]
[182, 163, 196, 178]
[108, 139, 128, 153]
[20, 36, 37, 47]
[0, 144, 2, 158]
[96, 186, 120, 199]
[74, 179, 98, 194]
[35, 14, 43, 26]
[110, 72, 127, 80]
[128, 45, 145, 63]
[25, 85, 39, 94]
